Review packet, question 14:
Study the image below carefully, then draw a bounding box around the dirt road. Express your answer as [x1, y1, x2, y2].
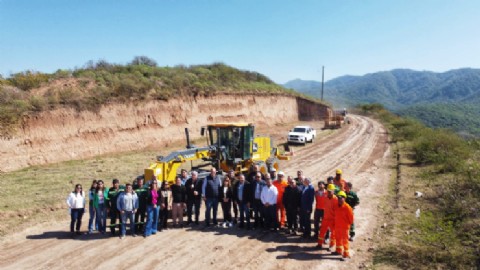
[0, 115, 391, 270]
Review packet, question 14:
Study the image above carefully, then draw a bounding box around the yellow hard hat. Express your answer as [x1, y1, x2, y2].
[327, 184, 336, 191]
[336, 169, 342, 175]
[337, 191, 347, 198]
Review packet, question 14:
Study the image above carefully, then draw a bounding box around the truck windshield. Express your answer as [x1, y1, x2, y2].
[293, 128, 306, 133]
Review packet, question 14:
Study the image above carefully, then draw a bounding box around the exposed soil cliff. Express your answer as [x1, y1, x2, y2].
[0, 94, 330, 172]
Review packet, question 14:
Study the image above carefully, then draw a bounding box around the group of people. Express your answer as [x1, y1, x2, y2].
[66, 166, 359, 259]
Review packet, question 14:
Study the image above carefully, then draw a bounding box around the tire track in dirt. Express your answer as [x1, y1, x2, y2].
[284, 115, 378, 181]
[0, 115, 391, 270]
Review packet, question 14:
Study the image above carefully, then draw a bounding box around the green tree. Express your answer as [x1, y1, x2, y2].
[129, 56, 157, 67]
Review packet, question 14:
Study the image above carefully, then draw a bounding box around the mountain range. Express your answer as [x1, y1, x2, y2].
[283, 68, 480, 137]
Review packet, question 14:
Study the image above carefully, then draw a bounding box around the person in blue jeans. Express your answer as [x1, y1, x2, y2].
[117, 183, 139, 239]
[87, 180, 98, 234]
[93, 180, 109, 234]
[66, 184, 86, 237]
[144, 180, 159, 237]
[202, 168, 222, 227]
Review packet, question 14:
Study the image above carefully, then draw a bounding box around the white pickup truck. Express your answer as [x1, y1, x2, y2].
[287, 126, 316, 145]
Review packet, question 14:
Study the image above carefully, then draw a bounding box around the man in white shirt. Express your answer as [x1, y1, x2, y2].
[261, 175, 279, 231]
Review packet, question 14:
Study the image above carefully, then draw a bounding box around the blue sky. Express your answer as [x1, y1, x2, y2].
[1, 0, 479, 83]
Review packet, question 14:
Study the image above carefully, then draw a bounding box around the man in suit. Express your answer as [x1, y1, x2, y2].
[283, 176, 302, 235]
[227, 169, 239, 224]
[233, 174, 252, 229]
[300, 178, 315, 239]
[185, 171, 203, 225]
[251, 172, 266, 229]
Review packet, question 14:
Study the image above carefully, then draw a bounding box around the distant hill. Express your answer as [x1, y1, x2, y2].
[284, 68, 480, 136]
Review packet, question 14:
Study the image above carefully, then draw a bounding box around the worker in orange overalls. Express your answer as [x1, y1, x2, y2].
[334, 169, 347, 191]
[333, 191, 354, 259]
[317, 184, 338, 250]
[313, 181, 327, 239]
[273, 171, 288, 228]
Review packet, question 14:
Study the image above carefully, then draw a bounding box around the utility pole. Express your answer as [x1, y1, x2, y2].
[321, 66, 325, 101]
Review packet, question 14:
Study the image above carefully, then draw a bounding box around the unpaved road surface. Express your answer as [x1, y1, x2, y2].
[0, 115, 391, 270]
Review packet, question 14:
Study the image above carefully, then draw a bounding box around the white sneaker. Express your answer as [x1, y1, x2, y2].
[222, 222, 228, 228]
[228, 222, 233, 227]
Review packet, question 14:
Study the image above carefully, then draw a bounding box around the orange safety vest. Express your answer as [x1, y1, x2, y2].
[323, 195, 338, 220]
[315, 190, 327, 210]
[273, 179, 288, 205]
[333, 201, 354, 230]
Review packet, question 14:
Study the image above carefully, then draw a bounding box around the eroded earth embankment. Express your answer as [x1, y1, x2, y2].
[0, 94, 329, 172]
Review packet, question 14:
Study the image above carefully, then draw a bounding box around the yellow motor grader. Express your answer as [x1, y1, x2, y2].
[144, 123, 290, 183]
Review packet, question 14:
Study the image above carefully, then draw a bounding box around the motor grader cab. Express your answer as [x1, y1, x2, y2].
[206, 123, 288, 174]
[144, 123, 289, 184]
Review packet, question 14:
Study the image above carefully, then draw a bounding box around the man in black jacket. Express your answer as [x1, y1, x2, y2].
[227, 169, 239, 224]
[133, 177, 148, 233]
[251, 172, 266, 229]
[171, 177, 187, 228]
[233, 174, 252, 229]
[107, 178, 124, 236]
[185, 171, 203, 225]
[283, 176, 302, 235]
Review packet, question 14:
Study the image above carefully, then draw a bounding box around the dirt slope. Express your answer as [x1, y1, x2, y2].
[0, 95, 329, 172]
[0, 115, 391, 270]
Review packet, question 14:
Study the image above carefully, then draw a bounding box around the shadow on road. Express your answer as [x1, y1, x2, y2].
[267, 244, 344, 261]
[26, 231, 110, 241]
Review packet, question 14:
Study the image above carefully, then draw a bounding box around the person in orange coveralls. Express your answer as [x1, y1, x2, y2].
[334, 169, 347, 191]
[333, 191, 354, 260]
[273, 171, 288, 228]
[317, 184, 338, 249]
[313, 181, 327, 239]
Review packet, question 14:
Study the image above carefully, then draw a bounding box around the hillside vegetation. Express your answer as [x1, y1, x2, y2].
[284, 68, 480, 137]
[398, 103, 480, 137]
[358, 104, 480, 269]
[0, 58, 302, 137]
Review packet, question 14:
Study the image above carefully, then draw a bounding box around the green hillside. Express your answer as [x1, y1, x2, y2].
[398, 103, 480, 137]
[284, 68, 480, 137]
